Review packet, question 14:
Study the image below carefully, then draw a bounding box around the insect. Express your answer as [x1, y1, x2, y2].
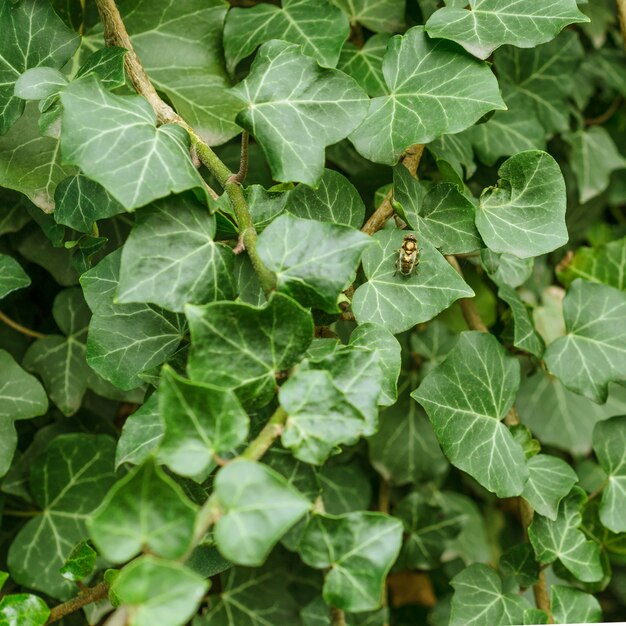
[394, 233, 420, 277]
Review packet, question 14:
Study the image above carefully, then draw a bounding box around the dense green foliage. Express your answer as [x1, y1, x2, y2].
[1, 0, 626, 624]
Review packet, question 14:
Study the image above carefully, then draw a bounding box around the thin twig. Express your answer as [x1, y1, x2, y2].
[0, 311, 46, 339]
[229, 131, 249, 185]
[240, 406, 288, 460]
[585, 96, 623, 126]
[444, 256, 488, 332]
[330, 607, 347, 626]
[46, 581, 109, 624]
[617, 0, 626, 49]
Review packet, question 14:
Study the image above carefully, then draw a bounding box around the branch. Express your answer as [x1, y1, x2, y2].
[330, 607, 347, 626]
[618, 0, 626, 49]
[46, 581, 109, 624]
[0, 311, 46, 339]
[444, 256, 488, 332]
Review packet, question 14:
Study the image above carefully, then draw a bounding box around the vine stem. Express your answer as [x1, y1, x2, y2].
[0, 311, 46, 339]
[45, 581, 109, 625]
[93, 0, 276, 296]
[618, 0, 626, 49]
[444, 255, 488, 332]
[330, 607, 347, 626]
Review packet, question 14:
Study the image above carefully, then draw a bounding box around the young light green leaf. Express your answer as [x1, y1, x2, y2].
[544, 280, 626, 403]
[425, 0, 588, 60]
[14, 67, 68, 101]
[498, 285, 545, 357]
[214, 460, 311, 566]
[0, 0, 78, 133]
[89, 458, 197, 563]
[111, 556, 208, 626]
[338, 34, 391, 97]
[257, 214, 370, 312]
[476, 151, 568, 258]
[231, 40, 368, 186]
[74, 46, 128, 90]
[158, 366, 249, 478]
[412, 332, 527, 497]
[59, 541, 97, 583]
[118, 194, 235, 312]
[349, 26, 505, 166]
[115, 393, 163, 468]
[81, 250, 186, 390]
[0, 594, 49, 626]
[529, 487, 603, 582]
[0, 254, 29, 299]
[8, 434, 116, 599]
[564, 127, 626, 203]
[449, 564, 530, 626]
[593, 416, 626, 533]
[60, 76, 207, 211]
[333, 0, 405, 32]
[224, 0, 349, 74]
[283, 168, 366, 228]
[352, 230, 474, 334]
[298, 512, 402, 612]
[481, 249, 533, 288]
[522, 454, 579, 521]
[186, 293, 313, 407]
[551, 585, 602, 624]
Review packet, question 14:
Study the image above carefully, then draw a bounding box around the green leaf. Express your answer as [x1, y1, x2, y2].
[557, 236, 626, 291]
[111, 556, 208, 626]
[394, 492, 463, 569]
[120, 0, 241, 145]
[81, 250, 186, 390]
[334, 0, 405, 32]
[224, 0, 349, 73]
[89, 458, 197, 563]
[186, 293, 313, 407]
[14, 67, 68, 101]
[393, 168, 482, 254]
[115, 393, 163, 468]
[425, 0, 588, 60]
[564, 127, 626, 203]
[593, 416, 626, 533]
[499, 543, 539, 589]
[244, 184, 289, 231]
[529, 487, 603, 582]
[544, 280, 626, 403]
[231, 40, 368, 186]
[214, 460, 310, 566]
[60, 76, 207, 211]
[298, 512, 402, 612]
[59, 541, 97, 583]
[118, 194, 236, 312]
[498, 285, 545, 357]
[74, 46, 128, 90]
[319, 461, 371, 514]
[338, 34, 390, 97]
[551, 585, 602, 624]
[8, 434, 116, 599]
[475, 151, 568, 259]
[412, 332, 527, 497]
[158, 366, 249, 478]
[481, 249, 533, 288]
[522, 454, 578, 521]
[349, 26, 505, 166]
[449, 564, 530, 626]
[0, 349, 48, 477]
[0, 0, 79, 133]
[54, 174, 125, 234]
[0, 594, 49, 626]
[283, 168, 366, 228]
[352, 230, 474, 334]
[0, 253, 29, 299]
[257, 214, 370, 312]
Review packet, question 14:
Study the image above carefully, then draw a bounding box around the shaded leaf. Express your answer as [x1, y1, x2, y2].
[338, 34, 390, 97]
[498, 285, 545, 357]
[115, 394, 163, 468]
[499, 543, 539, 589]
[481, 249, 533, 288]
[551, 585, 602, 624]
[333, 0, 405, 32]
[75, 46, 128, 90]
[319, 462, 371, 514]
[0, 254, 29, 299]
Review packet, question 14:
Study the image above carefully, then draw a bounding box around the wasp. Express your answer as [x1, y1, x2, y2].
[394, 233, 419, 277]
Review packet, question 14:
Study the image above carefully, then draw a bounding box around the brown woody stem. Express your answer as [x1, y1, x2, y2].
[46, 582, 109, 624]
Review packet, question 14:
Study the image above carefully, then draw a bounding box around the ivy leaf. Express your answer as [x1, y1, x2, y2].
[118, 194, 235, 312]
[0, 0, 79, 133]
[529, 487, 603, 582]
[475, 151, 568, 259]
[158, 366, 249, 478]
[481, 250, 533, 288]
[425, 0, 588, 60]
[0, 254, 29, 299]
[115, 393, 163, 468]
[111, 556, 208, 626]
[352, 230, 474, 334]
[393, 168, 482, 254]
[319, 462, 372, 514]
[564, 127, 626, 203]
[349, 26, 505, 166]
[8, 434, 116, 599]
[14, 67, 68, 101]
[283, 168, 366, 228]
[0, 350, 48, 477]
[498, 285, 545, 357]
[186, 293, 313, 407]
[333, 0, 405, 32]
[224, 0, 349, 73]
[338, 34, 390, 97]
[214, 460, 310, 566]
[89, 458, 197, 563]
[551, 585, 602, 624]
[522, 454, 579, 521]
[298, 512, 402, 612]
[81, 250, 186, 390]
[544, 280, 626, 403]
[593, 416, 626, 533]
[60, 76, 207, 211]
[59, 541, 97, 583]
[74, 46, 128, 90]
[53, 174, 125, 234]
[257, 214, 370, 312]
[412, 332, 527, 497]
[499, 544, 540, 589]
[0, 594, 49, 626]
[449, 564, 530, 626]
